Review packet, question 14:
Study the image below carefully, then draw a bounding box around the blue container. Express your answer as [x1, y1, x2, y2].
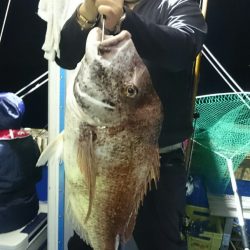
[186, 175, 209, 208]
[224, 180, 250, 197]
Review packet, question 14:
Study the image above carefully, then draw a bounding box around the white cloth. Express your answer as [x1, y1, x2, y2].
[37, 0, 82, 60]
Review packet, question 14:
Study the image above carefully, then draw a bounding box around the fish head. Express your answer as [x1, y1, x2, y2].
[74, 27, 162, 127]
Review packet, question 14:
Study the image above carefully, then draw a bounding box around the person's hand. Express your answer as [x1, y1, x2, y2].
[95, 0, 124, 31]
[79, 0, 124, 31]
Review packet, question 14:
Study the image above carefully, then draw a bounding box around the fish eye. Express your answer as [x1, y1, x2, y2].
[125, 84, 138, 98]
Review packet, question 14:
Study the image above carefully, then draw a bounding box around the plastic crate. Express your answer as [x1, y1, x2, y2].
[188, 231, 223, 250]
[186, 205, 223, 250]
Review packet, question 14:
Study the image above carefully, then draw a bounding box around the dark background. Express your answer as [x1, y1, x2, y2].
[0, 0, 249, 128]
[0, 0, 47, 128]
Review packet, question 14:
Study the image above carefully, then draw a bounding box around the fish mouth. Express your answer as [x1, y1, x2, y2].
[85, 27, 132, 61]
[97, 29, 132, 56]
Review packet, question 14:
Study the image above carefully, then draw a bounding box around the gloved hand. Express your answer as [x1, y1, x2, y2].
[79, 0, 124, 31]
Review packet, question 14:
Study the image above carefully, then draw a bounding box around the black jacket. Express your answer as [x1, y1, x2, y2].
[0, 133, 41, 233]
[56, 0, 207, 147]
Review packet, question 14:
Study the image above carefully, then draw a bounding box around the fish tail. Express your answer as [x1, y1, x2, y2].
[36, 132, 64, 167]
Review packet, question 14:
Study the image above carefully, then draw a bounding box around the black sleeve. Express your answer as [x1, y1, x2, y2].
[55, 10, 91, 69]
[122, 0, 207, 71]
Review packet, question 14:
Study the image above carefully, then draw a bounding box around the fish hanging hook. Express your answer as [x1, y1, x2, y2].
[101, 15, 105, 42]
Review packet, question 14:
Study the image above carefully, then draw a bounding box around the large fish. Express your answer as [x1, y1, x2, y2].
[37, 27, 163, 250]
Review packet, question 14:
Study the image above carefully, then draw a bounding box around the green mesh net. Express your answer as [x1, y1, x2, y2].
[190, 92, 250, 194]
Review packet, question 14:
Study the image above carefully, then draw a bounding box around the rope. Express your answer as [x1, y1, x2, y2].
[20, 78, 48, 99]
[0, 0, 12, 44]
[202, 47, 250, 110]
[202, 45, 250, 102]
[15, 71, 48, 96]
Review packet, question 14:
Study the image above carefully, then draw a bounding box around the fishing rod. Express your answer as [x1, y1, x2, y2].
[185, 0, 209, 177]
[19, 78, 48, 99]
[15, 71, 48, 99]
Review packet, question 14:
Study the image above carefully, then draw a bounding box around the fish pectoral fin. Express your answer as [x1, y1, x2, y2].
[77, 127, 96, 222]
[36, 132, 64, 167]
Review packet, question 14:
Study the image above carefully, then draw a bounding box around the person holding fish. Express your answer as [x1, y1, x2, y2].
[55, 0, 207, 249]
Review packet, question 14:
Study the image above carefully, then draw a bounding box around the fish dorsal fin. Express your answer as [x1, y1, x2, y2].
[36, 132, 64, 167]
[144, 147, 160, 197]
[77, 126, 96, 222]
[124, 146, 160, 241]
